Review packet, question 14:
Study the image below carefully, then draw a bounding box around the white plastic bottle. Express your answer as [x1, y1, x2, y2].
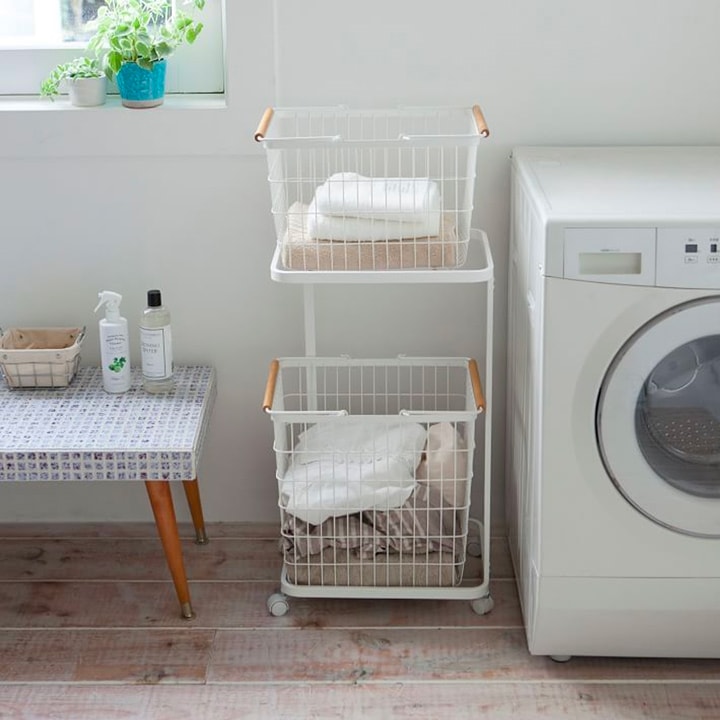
[140, 289, 174, 393]
[94, 290, 131, 393]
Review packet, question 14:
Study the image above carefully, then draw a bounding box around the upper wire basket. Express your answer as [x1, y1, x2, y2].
[254, 105, 489, 272]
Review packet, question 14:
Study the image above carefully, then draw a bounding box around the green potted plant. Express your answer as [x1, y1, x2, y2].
[40, 57, 107, 107]
[87, 0, 205, 108]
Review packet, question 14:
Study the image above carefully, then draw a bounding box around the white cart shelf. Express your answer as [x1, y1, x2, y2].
[271, 228, 494, 285]
[265, 229, 494, 616]
[256, 104, 494, 616]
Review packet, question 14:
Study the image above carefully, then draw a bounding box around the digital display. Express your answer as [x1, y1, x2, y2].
[685, 243, 698, 253]
[578, 252, 642, 275]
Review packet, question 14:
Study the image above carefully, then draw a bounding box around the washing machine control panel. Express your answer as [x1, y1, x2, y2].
[656, 228, 720, 289]
[562, 227, 720, 289]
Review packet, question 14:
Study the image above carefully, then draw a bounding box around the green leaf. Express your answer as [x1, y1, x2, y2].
[186, 23, 203, 44]
[108, 51, 123, 74]
[155, 41, 172, 57]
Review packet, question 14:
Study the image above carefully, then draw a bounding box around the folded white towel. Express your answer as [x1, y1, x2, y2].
[312, 172, 441, 224]
[306, 208, 440, 241]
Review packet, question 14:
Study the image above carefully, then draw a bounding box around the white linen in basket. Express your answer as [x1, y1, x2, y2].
[306, 210, 438, 242]
[307, 172, 442, 241]
[280, 417, 426, 525]
[312, 172, 441, 222]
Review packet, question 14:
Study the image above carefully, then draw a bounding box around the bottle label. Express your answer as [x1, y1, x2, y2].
[100, 328, 130, 391]
[140, 326, 173, 379]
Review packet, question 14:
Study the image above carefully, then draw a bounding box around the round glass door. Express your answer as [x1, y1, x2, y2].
[597, 297, 720, 537]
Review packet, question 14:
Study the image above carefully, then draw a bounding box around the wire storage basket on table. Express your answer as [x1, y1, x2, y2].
[0, 327, 85, 388]
[254, 105, 489, 272]
[262, 355, 494, 616]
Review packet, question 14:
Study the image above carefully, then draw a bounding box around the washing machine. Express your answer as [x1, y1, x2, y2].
[507, 146, 720, 659]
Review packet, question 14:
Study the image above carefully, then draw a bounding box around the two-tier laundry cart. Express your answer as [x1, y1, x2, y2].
[255, 105, 495, 616]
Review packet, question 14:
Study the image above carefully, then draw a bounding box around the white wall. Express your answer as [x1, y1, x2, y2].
[1, 0, 719, 526]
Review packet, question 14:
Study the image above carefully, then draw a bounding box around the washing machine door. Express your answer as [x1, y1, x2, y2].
[597, 297, 720, 537]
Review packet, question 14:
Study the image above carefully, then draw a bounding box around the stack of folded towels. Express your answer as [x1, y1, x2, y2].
[307, 172, 442, 241]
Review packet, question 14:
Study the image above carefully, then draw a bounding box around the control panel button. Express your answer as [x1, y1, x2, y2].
[655, 228, 720, 288]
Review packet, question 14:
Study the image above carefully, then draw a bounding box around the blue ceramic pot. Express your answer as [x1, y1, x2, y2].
[116, 60, 167, 108]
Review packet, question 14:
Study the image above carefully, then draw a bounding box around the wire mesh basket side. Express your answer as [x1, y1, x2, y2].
[0, 352, 81, 389]
[267, 357, 482, 589]
[278, 416, 473, 588]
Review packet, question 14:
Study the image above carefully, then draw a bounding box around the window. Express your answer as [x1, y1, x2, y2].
[0, 0, 104, 43]
[0, 0, 224, 95]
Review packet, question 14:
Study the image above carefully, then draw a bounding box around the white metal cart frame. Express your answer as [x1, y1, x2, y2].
[256, 106, 494, 615]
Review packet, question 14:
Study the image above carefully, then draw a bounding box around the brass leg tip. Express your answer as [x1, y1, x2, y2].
[180, 602, 195, 620]
[194, 528, 209, 545]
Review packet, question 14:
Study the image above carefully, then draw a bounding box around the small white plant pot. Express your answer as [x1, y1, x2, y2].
[67, 76, 107, 107]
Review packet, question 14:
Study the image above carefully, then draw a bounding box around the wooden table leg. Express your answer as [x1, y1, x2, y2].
[145, 480, 194, 620]
[182, 478, 208, 545]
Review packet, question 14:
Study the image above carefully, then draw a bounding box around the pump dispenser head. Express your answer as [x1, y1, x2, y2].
[94, 290, 123, 321]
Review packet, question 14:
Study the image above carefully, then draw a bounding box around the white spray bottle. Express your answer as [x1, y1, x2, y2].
[94, 290, 131, 393]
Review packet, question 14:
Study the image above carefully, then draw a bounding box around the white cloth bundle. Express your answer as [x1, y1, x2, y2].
[312, 172, 441, 222]
[306, 213, 436, 242]
[307, 172, 442, 241]
[280, 417, 426, 526]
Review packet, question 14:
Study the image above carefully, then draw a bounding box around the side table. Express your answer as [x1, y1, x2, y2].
[0, 365, 216, 619]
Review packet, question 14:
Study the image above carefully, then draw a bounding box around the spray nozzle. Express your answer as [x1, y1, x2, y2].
[94, 290, 123, 320]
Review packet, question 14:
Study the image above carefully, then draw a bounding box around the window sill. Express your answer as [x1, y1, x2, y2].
[0, 93, 227, 112]
[0, 93, 259, 158]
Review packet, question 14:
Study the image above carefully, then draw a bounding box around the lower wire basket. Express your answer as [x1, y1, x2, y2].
[263, 355, 494, 616]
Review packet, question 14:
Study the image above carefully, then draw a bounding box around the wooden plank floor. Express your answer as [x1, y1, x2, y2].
[0, 522, 718, 720]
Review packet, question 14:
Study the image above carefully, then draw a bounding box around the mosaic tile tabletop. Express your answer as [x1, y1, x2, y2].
[0, 366, 216, 482]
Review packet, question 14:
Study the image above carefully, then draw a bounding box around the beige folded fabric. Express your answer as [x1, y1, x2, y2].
[280, 202, 461, 270]
[281, 484, 462, 560]
[285, 547, 460, 587]
[416, 422, 469, 506]
[1, 328, 81, 350]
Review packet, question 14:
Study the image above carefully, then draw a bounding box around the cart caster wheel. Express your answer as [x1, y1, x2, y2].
[267, 593, 289, 617]
[470, 595, 494, 615]
[550, 655, 572, 663]
[466, 539, 483, 558]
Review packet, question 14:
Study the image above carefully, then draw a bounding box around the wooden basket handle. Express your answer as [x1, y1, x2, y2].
[254, 107, 275, 142]
[262, 359, 280, 411]
[469, 358, 486, 411]
[472, 104, 490, 138]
